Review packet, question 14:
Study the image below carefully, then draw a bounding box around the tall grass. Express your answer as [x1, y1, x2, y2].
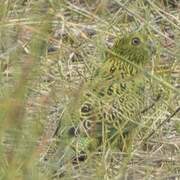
[0, 0, 179, 179]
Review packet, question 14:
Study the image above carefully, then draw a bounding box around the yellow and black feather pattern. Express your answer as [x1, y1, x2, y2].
[47, 31, 155, 167]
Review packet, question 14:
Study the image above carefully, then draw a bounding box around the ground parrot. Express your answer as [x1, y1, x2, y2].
[44, 31, 155, 172]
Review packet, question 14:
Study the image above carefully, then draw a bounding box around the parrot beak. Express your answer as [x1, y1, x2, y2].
[148, 40, 156, 54]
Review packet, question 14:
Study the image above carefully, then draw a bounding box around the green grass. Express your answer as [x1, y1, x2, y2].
[0, 0, 179, 179]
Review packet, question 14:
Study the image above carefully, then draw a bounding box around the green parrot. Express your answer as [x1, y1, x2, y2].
[44, 31, 155, 173]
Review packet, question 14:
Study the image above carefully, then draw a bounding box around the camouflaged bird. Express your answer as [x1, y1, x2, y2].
[46, 31, 154, 168]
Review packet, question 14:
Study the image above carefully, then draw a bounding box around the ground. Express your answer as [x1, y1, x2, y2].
[0, 0, 179, 180]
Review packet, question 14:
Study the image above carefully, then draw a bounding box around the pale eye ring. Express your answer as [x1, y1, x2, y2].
[131, 37, 141, 45]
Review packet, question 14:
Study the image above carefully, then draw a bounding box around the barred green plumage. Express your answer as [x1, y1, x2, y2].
[46, 31, 154, 168]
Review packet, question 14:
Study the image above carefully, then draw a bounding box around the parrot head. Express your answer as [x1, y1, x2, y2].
[113, 32, 155, 66]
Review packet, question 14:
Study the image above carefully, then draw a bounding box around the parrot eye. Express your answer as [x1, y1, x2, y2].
[131, 37, 141, 46]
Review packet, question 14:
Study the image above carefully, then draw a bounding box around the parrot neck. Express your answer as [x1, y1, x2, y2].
[102, 58, 140, 80]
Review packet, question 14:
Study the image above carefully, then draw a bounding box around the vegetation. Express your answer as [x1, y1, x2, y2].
[0, 0, 179, 179]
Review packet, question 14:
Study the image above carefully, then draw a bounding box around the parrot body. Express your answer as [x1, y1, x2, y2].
[45, 31, 154, 170]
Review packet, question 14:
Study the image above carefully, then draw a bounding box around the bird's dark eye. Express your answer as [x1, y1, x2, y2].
[131, 37, 141, 46]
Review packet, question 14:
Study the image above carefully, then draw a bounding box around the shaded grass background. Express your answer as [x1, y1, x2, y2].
[0, 0, 179, 179]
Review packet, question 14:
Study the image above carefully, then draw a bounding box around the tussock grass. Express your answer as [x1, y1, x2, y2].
[0, 0, 179, 179]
